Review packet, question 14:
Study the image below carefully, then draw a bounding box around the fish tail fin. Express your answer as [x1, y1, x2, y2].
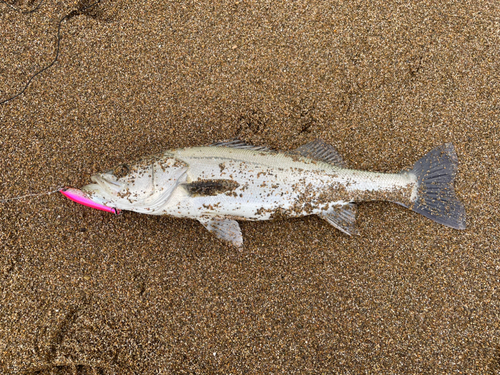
[409, 143, 466, 229]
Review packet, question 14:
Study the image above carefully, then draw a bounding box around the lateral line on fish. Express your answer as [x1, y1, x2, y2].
[0, 188, 61, 203]
[179, 152, 333, 168]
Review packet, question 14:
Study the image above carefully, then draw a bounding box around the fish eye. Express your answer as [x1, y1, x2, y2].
[113, 163, 130, 178]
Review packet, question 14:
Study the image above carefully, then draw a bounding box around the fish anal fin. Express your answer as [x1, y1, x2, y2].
[292, 139, 347, 167]
[198, 217, 243, 247]
[318, 203, 358, 235]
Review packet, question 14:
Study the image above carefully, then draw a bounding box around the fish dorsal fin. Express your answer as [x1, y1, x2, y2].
[293, 139, 347, 167]
[318, 204, 358, 235]
[198, 217, 243, 247]
[211, 139, 272, 152]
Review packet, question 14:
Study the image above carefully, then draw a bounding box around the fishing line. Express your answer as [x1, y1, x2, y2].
[0, 1, 102, 206]
[0, 0, 101, 105]
[0, 188, 62, 203]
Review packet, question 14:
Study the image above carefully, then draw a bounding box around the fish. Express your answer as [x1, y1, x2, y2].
[61, 139, 466, 247]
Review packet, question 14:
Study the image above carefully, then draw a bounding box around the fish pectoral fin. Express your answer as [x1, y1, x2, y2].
[318, 203, 358, 236]
[292, 139, 347, 167]
[184, 179, 240, 196]
[198, 217, 243, 247]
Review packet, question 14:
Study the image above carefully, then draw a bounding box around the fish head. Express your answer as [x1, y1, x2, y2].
[80, 153, 188, 213]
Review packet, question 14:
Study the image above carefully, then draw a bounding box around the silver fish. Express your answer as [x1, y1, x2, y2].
[77, 140, 466, 247]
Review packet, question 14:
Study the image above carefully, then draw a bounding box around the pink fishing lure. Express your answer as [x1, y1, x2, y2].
[60, 188, 121, 214]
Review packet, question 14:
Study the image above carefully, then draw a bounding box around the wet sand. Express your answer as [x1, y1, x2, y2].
[1, 0, 499, 373]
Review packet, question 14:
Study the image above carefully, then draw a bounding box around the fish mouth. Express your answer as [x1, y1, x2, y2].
[60, 187, 121, 214]
[91, 174, 123, 194]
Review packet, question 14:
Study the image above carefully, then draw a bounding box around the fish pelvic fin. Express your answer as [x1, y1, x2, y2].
[408, 143, 466, 229]
[198, 217, 244, 248]
[318, 203, 358, 235]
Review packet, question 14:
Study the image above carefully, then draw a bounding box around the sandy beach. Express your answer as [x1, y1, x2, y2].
[1, 0, 499, 373]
